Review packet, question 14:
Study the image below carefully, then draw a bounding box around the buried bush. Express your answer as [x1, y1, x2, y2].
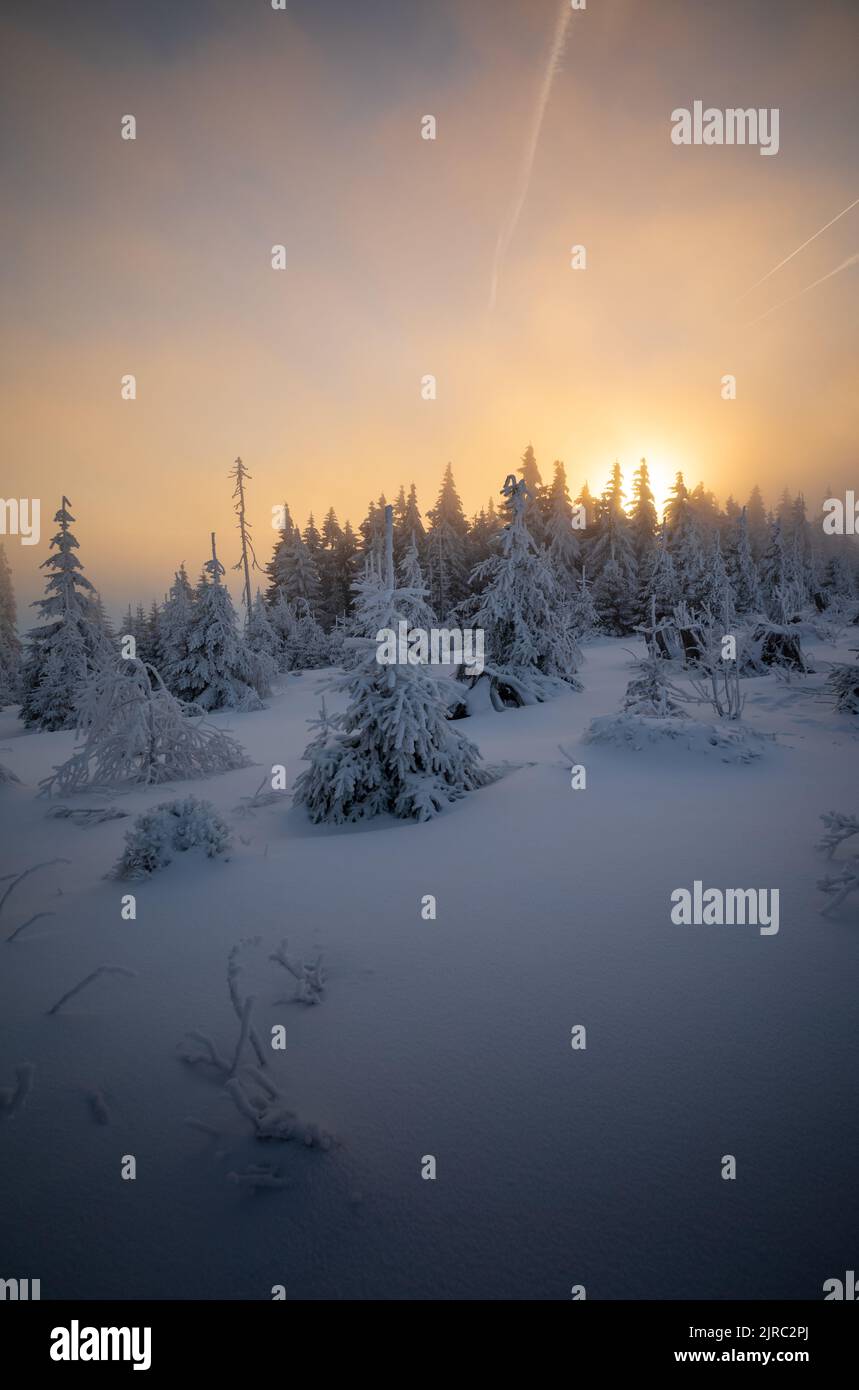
[113, 796, 231, 878]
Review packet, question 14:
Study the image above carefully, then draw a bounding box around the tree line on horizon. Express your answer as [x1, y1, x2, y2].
[0, 447, 857, 731]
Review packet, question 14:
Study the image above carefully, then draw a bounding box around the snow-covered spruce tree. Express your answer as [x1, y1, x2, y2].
[544, 460, 580, 587]
[121, 603, 157, 665]
[744, 484, 769, 562]
[20, 497, 113, 730]
[265, 501, 297, 602]
[268, 589, 295, 668]
[629, 458, 659, 573]
[316, 507, 345, 629]
[639, 523, 680, 624]
[0, 542, 22, 704]
[622, 653, 689, 718]
[393, 483, 426, 569]
[725, 506, 763, 615]
[592, 545, 638, 635]
[759, 520, 799, 623]
[467, 497, 503, 572]
[396, 531, 436, 627]
[303, 513, 321, 557]
[589, 462, 638, 632]
[570, 566, 601, 640]
[517, 443, 546, 544]
[458, 475, 582, 707]
[41, 657, 250, 794]
[170, 534, 265, 711]
[281, 531, 322, 611]
[159, 565, 196, 695]
[664, 472, 707, 611]
[702, 534, 736, 628]
[294, 507, 489, 823]
[244, 590, 278, 694]
[283, 596, 331, 671]
[425, 464, 470, 618]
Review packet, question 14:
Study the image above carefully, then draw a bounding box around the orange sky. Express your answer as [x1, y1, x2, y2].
[1, 0, 857, 613]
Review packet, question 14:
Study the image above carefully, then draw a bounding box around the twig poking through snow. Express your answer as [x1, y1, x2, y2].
[270, 939, 325, 1005]
[177, 1031, 230, 1074]
[46, 965, 136, 1016]
[230, 994, 256, 1076]
[227, 943, 267, 1067]
[0, 1063, 35, 1117]
[817, 811, 859, 859]
[47, 805, 128, 826]
[0, 859, 70, 919]
[6, 911, 55, 944]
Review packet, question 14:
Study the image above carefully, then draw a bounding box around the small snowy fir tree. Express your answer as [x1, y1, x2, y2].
[20, 497, 113, 730]
[294, 507, 489, 822]
[281, 531, 322, 610]
[544, 460, 580, 585]
[41, 657, 250, 794]
[265, 502, 297, 602]
[395, 531, 436, 627]
[159, 565, 196, 694]
[284, 597, 331, 671]
[589, 462, 638, 632]
[170, 534, 265, 711]
[621, 654, 688, 718]
[244, 590, 278, 695]
[0, 542, 22, 704]
[725, 507, 763, 615]
[425, 464, 470, 618]
[569, 566, 601, 640]
[267, 588, 294, 669]
[640, 524, 680, 623]
[457, 475, 582, 707]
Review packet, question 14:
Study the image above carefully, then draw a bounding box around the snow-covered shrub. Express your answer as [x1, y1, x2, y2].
[41, 658, 250, 793]
[113, 796, 231, 878]
[0, 760, 21, 785]
[827, 654, 859, 715]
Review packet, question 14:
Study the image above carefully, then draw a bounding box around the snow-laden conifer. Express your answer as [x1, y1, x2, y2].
[294, 507, 488, 822]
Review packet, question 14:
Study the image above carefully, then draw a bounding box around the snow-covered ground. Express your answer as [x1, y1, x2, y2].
[1, 634, 857, 1299]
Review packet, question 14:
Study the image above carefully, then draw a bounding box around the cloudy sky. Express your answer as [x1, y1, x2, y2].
[1, 0, 857, 611]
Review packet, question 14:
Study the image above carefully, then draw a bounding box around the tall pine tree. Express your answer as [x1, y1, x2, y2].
[425, 464, 469, 618]
[20, 497, 112, 730]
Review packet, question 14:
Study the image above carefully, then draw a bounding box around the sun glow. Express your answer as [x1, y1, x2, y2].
[638, 458, 676, 518]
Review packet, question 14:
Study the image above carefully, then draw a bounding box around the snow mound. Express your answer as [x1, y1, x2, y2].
[584, 713, 765, 763]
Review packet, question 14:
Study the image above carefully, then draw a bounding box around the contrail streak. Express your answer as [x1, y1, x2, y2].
[736, 196, 859, 301]
[488, 0, 571, 311]
[744, 251, 859, 328]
